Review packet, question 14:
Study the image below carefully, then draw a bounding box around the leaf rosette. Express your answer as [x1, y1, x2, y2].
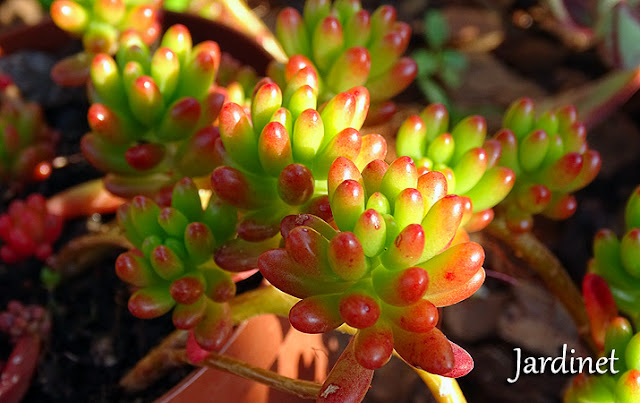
[51, 0, 161, 55]
[83, 25, 227, 198]
[116, 178, 238, 351]
[396, 103, 515, 232]
[259, 156, 484, 375]
[495, 98, 601, 232]
[210, 75, 385, 272]
[271, 0, 417, 124]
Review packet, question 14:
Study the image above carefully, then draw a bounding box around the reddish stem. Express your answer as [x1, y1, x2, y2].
[486, 216, 596, 352]
[0, 335, 41, 403]
[169, 349, 321, 400]
[47, 179, 126, 219]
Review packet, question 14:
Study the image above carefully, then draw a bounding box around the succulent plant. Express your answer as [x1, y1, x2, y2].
[0, 301, 51, 344]
[215, 53, 259, 108]
[51, 0, 161, 56]
[271, 0, 417, 123]
[0, 76, 57, 187]
[259, 156, 483, 375]
[0, 194, 64, 264]
[211, 75, 386, 271]
[494, 98, 601, 232]
[83, 25, 227, 199]
[396, 103, 515, 232]
[116, 178, 238, 351]
[588, 185, 640, 327]
[565, 316, 640, 403]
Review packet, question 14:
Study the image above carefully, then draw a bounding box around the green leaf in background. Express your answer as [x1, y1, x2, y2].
[442, 49, 467, 72]
[441, 66, 462, 88]
[615, 3, 640, 69]
[424, 10, 449, 49]
[37, 0, 55, 10]
[418, 77, 449, 108]
[412, 48, 439, 76]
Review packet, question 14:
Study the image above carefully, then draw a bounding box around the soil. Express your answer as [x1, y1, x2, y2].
[1, 1, 640, 402]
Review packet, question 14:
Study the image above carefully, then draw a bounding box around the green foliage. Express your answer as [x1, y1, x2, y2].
[412, 10, 467, 109]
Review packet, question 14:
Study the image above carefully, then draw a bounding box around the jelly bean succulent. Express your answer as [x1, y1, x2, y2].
[565, 316, 640, 403]
[215, 53, 259, 108]
[83, 25, 227, 198]
[271, 0, 417, 122]
[259, 156, 484, 375]
[588, 185, 640, 327]
[493, 98, 601, 232]
[0, 76, 57, 187]
[211, 77, 386, 271]
[116, 178, 238, 351]
[51, 0, 161, 56]
[396, 103, 515, 232]
[0, 194, 63, 264]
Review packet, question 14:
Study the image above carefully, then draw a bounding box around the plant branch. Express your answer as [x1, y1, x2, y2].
[120, 285, 299, 392]
[169, 348, 321, 400]
[485, 216, 596, 352]
[47, 178, 125, 219]
[230, 284, 300, 323]
[48, 230, 132, 277]
[119, 330, 188, 391]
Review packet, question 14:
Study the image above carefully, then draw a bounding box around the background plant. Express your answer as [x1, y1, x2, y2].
[270, 0, 417, 124]
[493, 97, 601, 232]
[411, 10, 467, 110]
[0, 76, 57, 189]
[82, 24, 226, 199]
[396, 103, 515, 232]
[49, 0, 162, 85]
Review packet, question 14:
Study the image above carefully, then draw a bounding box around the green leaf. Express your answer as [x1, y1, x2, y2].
[616, 3, 640, 68]
[412, 49, 440, 77]
[418, 77, 450, 107]
[442, 49, 468, 71]
[424, 10, 449, 49]
[440, 67, 463, 88]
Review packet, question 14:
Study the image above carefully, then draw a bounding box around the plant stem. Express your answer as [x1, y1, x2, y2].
[485, 216, 596, 352]
[48, 231, 132, 277]
[119, 330, 189, 391]
[230, 284, 300, 323]
[120, 285, 299, 392]
[169, 348, 322, 400]
[414, 369, 467, 403]
[47, 178, 125, 219]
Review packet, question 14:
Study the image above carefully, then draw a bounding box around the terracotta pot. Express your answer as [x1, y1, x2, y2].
[0, 11, 274, 76]
[157, 314, 335, 403]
